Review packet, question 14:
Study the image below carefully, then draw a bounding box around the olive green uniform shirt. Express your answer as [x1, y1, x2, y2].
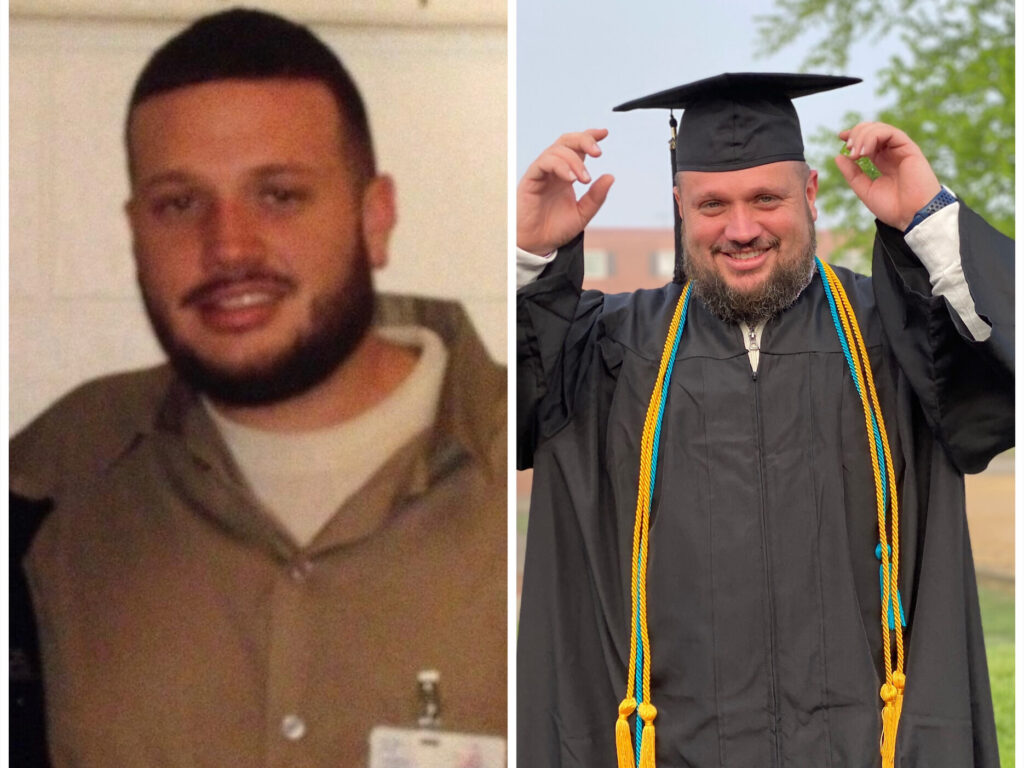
[10, 295, 507, 768]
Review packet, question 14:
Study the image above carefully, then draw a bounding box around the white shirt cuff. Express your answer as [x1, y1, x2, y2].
[516, 247, 557, 289]
[904, 195, 991, 342]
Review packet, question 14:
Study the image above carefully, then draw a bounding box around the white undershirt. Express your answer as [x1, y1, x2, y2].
[204, 326, 448, 547]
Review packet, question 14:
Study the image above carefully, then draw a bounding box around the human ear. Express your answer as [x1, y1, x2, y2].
[362, 175, 397, 270]
[673, 174, 686, 218]
[805, 168, 820, 222]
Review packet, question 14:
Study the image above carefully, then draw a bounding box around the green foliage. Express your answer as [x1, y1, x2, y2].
[757, 0, 1014, 270]
[978, 584, 1014, 768]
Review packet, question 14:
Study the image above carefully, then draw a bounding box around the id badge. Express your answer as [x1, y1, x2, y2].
[368, 726, 506, 768]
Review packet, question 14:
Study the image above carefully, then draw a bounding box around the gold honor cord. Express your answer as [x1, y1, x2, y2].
[820, 262, 904, 766]
[617, 283, 691, 768]
[618, 266, 905, 768]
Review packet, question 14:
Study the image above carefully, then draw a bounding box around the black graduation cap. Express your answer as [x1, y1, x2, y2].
[613, 72, 861, 281]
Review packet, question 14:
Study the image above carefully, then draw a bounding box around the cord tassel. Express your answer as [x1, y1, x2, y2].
[616, 698, 637, 768]
[879, 672, 905, 768]
[637, 702, 657, 768]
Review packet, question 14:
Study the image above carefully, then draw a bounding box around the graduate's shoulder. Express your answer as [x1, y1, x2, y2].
[816, 260, 877, 315]
[10, 364, 175, 502]
[599, 281, 684, 313]
[591, 282, 686, 356]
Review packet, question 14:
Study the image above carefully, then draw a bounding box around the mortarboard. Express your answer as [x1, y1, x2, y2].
[612, 72, 861, 280]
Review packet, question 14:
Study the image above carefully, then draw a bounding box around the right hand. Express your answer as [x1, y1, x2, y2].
[516, 129, 615, 255]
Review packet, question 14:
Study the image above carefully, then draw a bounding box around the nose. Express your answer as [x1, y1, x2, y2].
[201, 200, 263, 270]
[722, 205, 763, 244]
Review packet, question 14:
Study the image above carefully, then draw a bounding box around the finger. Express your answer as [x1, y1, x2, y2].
[843, 122, 872, 158]
[856, 131, 880, 160]
[548, 144, 595, 183]
[528, 145, 593, 184]
[554, 129, 609, 160]
[577, 128, 609, 157]
[525, 153, 582, 184]
[577, 174, 615, 226]
[837, 128, 859, 160]
[834, 154, 872, 200]
[523, 129, 610, 186]
[849, 123, 911, 160]
[859, 123, 898, 159]
[844, 122, 887, 159]
[566, 144, 605, 183]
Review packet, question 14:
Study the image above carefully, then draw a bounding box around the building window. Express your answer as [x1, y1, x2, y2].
[584, 248, 614, 279]
[651, 249, 676, 278]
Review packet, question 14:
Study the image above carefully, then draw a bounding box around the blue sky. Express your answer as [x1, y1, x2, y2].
[516, 0, 900, 228]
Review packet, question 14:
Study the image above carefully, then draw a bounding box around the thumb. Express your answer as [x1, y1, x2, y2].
[834, 155, 872, 201]
[577, 174, 615, 227]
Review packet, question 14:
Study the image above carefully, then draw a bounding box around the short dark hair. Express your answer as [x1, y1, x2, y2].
[126, 8, 375, 183]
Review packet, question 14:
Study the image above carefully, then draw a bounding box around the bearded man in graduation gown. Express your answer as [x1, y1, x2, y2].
[516, 73, 1012, 768]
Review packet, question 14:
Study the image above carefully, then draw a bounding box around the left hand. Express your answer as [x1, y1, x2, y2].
[834, 122, 941, 231]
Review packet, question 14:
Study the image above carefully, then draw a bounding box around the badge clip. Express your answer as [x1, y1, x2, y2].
[417, 669, 442, 731]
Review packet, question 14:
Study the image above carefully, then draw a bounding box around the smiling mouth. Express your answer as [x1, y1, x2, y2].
[722, 248, 771, 261]
[711, 237, 780, 270]
[183, 272, 296, 307]
[197, 287, 283, 311]
[717, 246, 775, 269]
[182, 274, 297, 333]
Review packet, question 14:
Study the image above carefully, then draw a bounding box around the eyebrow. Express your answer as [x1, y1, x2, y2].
[136, 163, 320, 193]
[136, 170, 197, 193]
[748, 184, 791, 196]
[249, 163, 319, 179]
[691, 183, 791, 202]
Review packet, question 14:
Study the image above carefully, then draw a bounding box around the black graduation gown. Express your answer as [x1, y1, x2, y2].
[516, 205, 1013, 768]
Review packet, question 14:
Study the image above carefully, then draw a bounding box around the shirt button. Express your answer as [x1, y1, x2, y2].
[289, 560, 314, 582]
[281, 714, 307, 741]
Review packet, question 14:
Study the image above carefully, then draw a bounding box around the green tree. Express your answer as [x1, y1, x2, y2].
[756, 0, 1013, 271]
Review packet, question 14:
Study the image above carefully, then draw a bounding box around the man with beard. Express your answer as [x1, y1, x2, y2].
[10, 9, 506, 766]
[516, 74, 1012, 767]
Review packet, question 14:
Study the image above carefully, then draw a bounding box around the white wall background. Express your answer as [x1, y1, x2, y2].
[10, 0, 507, 434]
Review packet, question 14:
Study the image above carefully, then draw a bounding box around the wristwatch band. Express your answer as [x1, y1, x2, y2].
[904, 187, 957, 233]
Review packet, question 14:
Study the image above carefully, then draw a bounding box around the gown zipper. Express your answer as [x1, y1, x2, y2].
[750, 330, 780, 765]
[750, 329, 759, 381]
[742, 322, 762, 380]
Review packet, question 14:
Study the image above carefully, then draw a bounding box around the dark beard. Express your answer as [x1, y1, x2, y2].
[141, 249, 375, 407]
[682, 222, 816, 326]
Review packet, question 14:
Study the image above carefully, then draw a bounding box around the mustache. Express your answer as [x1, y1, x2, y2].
[180, 268, 297, 307]
[710, 236, 781, 255]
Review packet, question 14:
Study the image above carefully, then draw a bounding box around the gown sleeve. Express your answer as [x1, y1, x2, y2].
[516, 234, 602, 469]
[871, 202, 1014, 474]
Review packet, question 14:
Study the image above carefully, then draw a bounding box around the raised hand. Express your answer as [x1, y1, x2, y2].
[517, 129, 615, 255]
[834, 122, 942, 231]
